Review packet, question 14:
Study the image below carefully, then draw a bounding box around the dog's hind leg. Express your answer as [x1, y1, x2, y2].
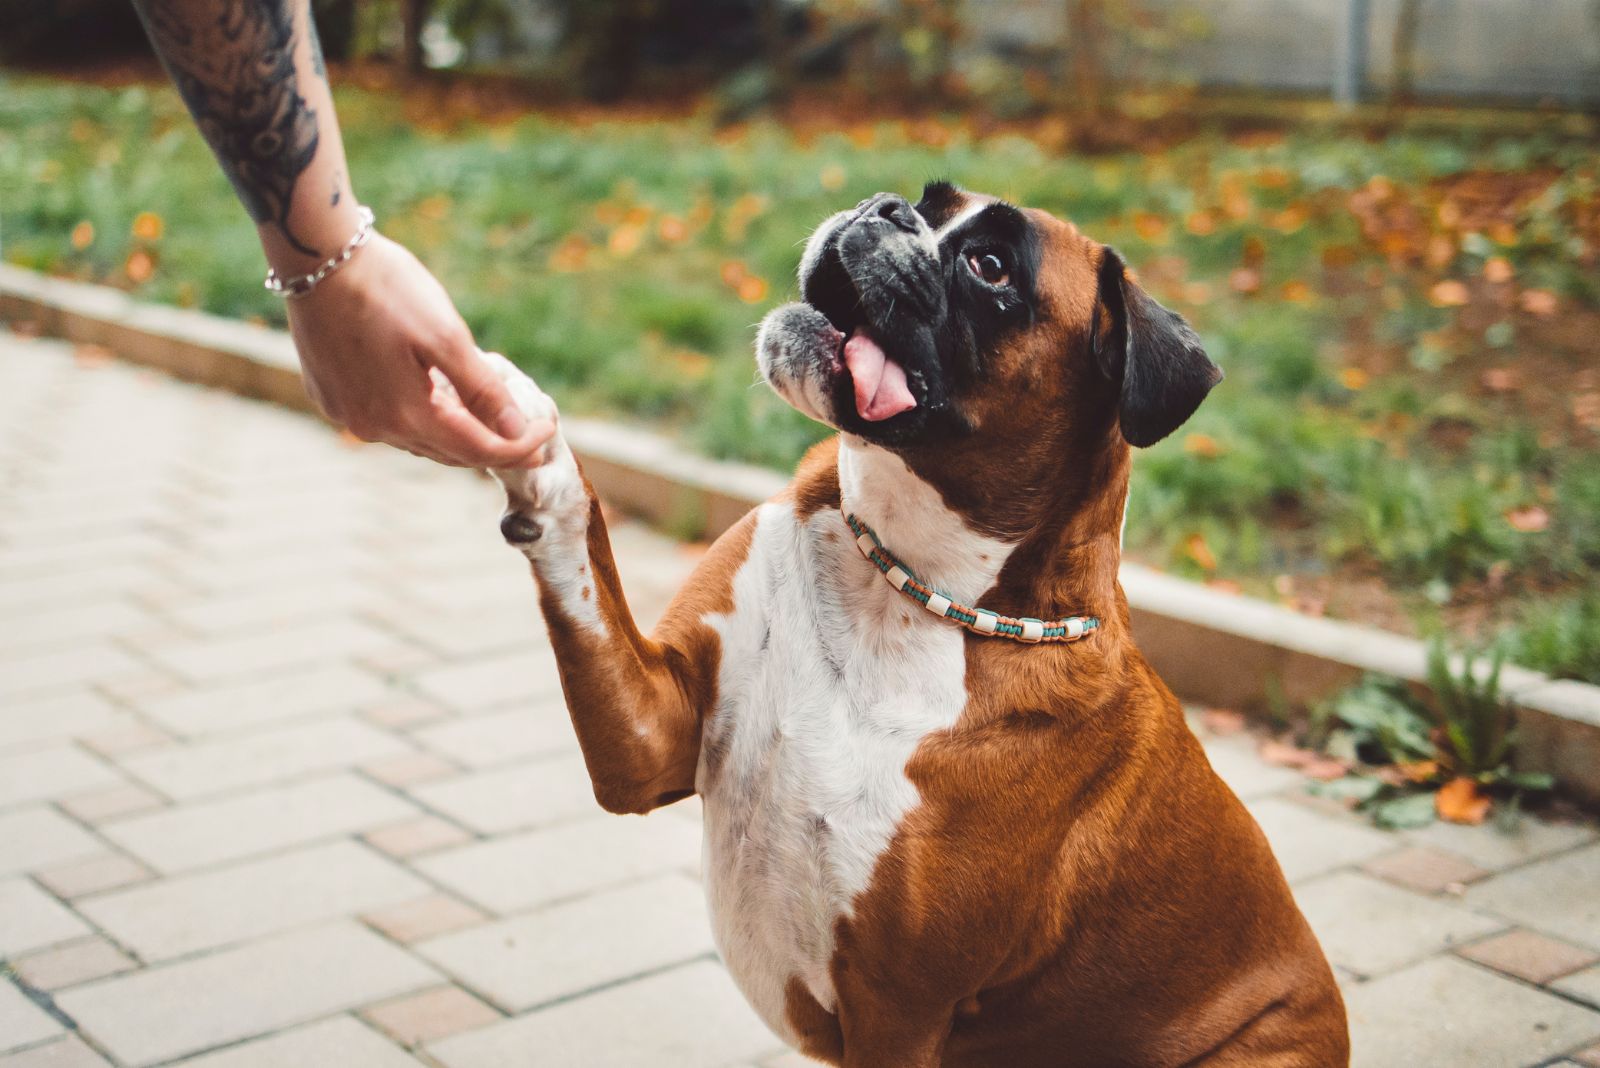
[483, 353, 752, 816]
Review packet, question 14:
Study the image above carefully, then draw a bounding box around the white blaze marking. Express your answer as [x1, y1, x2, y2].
[698, 446, 1013, 1044]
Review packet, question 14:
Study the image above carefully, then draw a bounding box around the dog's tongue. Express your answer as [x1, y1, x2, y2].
[844, 329, 916, 422]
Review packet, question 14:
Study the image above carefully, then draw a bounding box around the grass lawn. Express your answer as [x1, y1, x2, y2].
[2, 71, 1596, 683]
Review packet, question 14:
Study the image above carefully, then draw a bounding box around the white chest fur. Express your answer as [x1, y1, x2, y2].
[697, 441, 1011, 1043]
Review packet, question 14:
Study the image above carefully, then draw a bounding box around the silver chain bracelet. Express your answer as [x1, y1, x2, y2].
[263, 205, 376, 298]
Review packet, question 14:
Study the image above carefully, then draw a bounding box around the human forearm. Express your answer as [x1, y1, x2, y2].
[130, 0, 360, 274]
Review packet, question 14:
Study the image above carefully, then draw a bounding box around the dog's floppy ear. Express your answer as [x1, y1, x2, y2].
[1093, 247, 1223, 447]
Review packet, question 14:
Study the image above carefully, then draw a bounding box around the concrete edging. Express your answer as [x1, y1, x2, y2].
[3, 263, 1597, 805]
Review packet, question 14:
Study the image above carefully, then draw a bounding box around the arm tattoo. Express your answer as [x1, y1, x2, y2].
[133, 0, 324, 256]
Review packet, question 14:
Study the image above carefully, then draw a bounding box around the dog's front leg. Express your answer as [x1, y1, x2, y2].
[485, 355, 707, 815]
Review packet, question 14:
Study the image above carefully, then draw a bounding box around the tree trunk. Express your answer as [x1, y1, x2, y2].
[401, 0, 428, 74]
[1390, 0, 1423, 107]
[1064, 0, 1108, 138]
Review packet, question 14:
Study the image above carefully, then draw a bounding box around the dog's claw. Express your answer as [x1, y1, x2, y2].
[500, 512, 543, 545]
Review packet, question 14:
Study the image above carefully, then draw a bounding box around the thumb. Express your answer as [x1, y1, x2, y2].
[435, 339, 530, 441]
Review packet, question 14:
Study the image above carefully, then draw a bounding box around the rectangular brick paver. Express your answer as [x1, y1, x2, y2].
[1457, 929, 1600, 985]
[0, 979, 63, 1055]
[427, 960, 779, 1068]
[139, 618, 394, 683]
[77, 840, 430, 961]
[409, 706, 575, 769]
[0, 879, 88, 960]
[55, 922, 440, 1067]
[1295, 871, 1502, 977]
[1344, 956, 1600, 1068]
[409, 650, 563, 713]
[98, 775, 419, 873]
[415, 814, 701, 915]
[1466, 843, 1600, 953]
[0, 693, 127, 753]
[175, 1016, 422, 1068]
[416, 874, 715, 1011]
[0, 809, 103, 878]
[361, 985, 502, 1048]
[1247, 797, 1394, 882]
[119, 717, 412, 799]
[134, 664, 394, 736]
[407, 753, 598, 835]
[0, 1036, 112, 1067]
[13, 937, 138, 992]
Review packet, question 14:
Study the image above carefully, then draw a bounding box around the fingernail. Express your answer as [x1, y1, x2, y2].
[494, 405, 527, 438]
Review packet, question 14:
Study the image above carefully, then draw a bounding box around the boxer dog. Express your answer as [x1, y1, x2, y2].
[488, 183, 1349, 1067]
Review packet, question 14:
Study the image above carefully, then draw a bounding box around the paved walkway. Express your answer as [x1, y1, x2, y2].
[1, 328, 1598, 1068]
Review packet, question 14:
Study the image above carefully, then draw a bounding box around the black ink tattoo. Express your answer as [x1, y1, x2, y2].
[331, 168, 343, 207]
[132, 0, 324, 256]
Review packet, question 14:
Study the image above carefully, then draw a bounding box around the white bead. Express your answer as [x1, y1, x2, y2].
[972, 610, 999, 635]
[1020, 618, 1044, 642]
[855, 532, 877, 557]
[1065, 618, 1084, 639]
[924, 593, 952, 617]
[885, 565, 911, 591]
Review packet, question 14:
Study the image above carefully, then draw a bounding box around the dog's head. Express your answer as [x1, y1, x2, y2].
[757, 183, 1222, 469]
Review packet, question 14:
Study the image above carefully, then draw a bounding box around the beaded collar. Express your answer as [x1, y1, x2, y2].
[843, 510, 1100, 644]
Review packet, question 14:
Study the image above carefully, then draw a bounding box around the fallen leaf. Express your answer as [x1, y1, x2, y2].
[131, 211, 164, 241]
[1281, 280, 1313, 303]
[607, 225, 642, 257]
[1133, 212, 1168, 243]
[72, 343, 113, 367]
[657, 215, 688, 242]
[1185, 211, 1217, 236]
[1519, 289, 1558, 316]
[737, 275, 769, 304]
[1183, 532, 1217, 571]
[1339, 367, 1370, 391]
[1482, 257, 1513, 283]
[125, 250, 155, 284]
[1428, 280, 1470, 307]
[1505, 506, 1549, 532]
[1436, 777, 1491, 824]
[1259, 739, 1317, 768]
[1396, 760, 1441, 784]
[1481, 367, 1517, 392]
[70, 220, 94, 250]
[1301, 759, 1351, 782]
[1201, 708, 1247, 735]
[1182, 433, 1224, 458]
[720, 260, 749, 288]
[1228, 268, 1261, 295]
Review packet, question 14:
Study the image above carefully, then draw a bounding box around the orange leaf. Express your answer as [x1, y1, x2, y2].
[1201, 708, 1246, 735]
[1183, 532, 1217, 571]
[125, 250, 155, 284]
[1436, 777, 1491, 825]
[1259, 739, 1317, 768]
[1396, 759, 1441, 783]
[1228, 268, 1261, 295]
[1133, 212, 1168, 243]
[1482, 257, 1513, 284]
[1339, 367, 1370, 391]
[737, 275, 770, 304]
[1281, 280, 1313, 304]
[131, 211, 164, 241]
[1519, 289, 1558, 316]
[1428, 280, 1470, 307]
[70, 220, 95, 250]
[1505, 506, 1549, 533]
[719, 260, 748, 288]
[1481, 368, 1517, 393]
[1301, 758, 1350, 782]
[1182, 433, 1224, 458]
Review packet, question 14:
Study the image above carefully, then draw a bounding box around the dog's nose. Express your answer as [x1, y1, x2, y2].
[500, 511, 543, 545]
[858, 193, 921, 235]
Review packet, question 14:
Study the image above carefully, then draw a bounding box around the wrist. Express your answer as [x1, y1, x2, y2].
[264, 206, 376, 299]
[258, 199, 367, 277]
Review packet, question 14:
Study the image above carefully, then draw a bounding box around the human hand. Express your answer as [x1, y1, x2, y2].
[283, 233, 555, 467]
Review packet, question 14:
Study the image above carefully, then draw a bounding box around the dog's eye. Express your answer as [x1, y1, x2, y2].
[968, 251, 1009, 286]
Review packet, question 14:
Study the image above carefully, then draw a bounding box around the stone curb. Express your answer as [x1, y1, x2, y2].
[3, 263, 1597, 805]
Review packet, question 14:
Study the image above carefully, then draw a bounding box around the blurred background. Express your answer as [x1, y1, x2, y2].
[2, 0, 1597, 686]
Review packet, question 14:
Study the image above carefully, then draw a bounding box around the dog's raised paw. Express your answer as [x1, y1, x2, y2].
[478, 351, 586, 552]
